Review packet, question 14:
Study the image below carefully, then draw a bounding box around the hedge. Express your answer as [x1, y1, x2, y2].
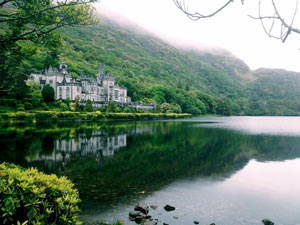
[0, 111, 191, 122]
[0, 163, 81, 225]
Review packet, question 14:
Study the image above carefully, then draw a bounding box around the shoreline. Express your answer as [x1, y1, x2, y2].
[0, 111, 191, 123]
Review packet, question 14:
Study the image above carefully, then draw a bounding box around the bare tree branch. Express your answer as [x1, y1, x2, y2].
[173, 0, 234, 20]
[249, 0, 300, 42]
[174, 0, 300, 43]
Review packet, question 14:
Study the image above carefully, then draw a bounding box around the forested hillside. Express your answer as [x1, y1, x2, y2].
[28, 18, 300, 115]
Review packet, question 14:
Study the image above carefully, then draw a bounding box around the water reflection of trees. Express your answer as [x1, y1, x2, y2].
[1, 121, 300, 207]
[65, 123, 300, 207]
[0, 122, 156, 172]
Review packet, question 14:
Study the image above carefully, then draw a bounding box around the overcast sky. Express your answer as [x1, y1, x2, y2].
[94, 0, 300, 72]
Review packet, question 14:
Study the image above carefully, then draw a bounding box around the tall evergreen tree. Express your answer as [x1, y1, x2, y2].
[42, 84, 55, 103]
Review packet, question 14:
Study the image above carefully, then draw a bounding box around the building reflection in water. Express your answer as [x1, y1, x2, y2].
[25, 125, 155, 171]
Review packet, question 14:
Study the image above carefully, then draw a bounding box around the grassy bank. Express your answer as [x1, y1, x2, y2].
[0, 111, 191, 123]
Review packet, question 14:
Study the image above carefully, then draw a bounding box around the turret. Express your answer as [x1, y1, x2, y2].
[98, 63, 104, 79]
[59, 63, 68, 75]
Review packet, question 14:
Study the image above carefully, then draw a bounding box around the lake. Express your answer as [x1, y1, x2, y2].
[1, 117, 300, 225]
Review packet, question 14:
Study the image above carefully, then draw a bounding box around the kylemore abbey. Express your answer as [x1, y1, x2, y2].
[30, 63, 155, 110]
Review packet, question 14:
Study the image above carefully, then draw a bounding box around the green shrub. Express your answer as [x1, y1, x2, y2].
[0, 113, 10, 120]
[55, 99, 62, 106]
[16, 103, 24, 109]
[84, 99, 93, 112]
[57, 112, 80, 121]
[42, 84, 55, 103]
[0, 99, 17, 107]
[35, 111, 57, 121]
[106, 101, 116, 113]
[14, 112, 35, 121]
[0, 163, 81, 225]
[60, 103, 69, 111]
[41, 102, 49, 111]
[32, 97, 41, 107]
[15, 112, 26, 121]
[24, 102, 32, 110]
[84, 113, 97, 121]
[17, 107, 25, 111]
[9, 99, 17, 107]
[69, 102, 76, 112]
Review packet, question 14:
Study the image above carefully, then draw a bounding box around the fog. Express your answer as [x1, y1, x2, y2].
[94, 0, 300, 73]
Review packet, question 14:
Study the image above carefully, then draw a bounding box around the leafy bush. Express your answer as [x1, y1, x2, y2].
[106, 101, 116, 113]
[16, 103, 24, 109]
[69, 102, 76, 112]
[0, 99, 17, 107]
[42, 84, 55, 103]
[84, 99, 93, 112]
[24, 102, 32, 110]
[57, 112, 81, 120]
[60, 103, 69, 111]
[0, 113, 10, 120]
[32, 97, 41, 107]
[35, 111, 57, 122]
[15, 112, 35, 121]
[41, 102, 49, 110]
[0, 163, 81, 225]
[53, 99, 63, 108]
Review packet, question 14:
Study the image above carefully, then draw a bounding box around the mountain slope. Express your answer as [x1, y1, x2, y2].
[29, 17, 300, 115]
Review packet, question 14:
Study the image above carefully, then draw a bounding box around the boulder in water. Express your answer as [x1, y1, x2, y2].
[262, 219, 274, 225]
[164, 204, 175, 212]
[134, 202, 149, 214]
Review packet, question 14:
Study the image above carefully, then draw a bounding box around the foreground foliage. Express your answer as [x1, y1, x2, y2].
[0, 0, 98, 96]
[0, 163, 81, 225]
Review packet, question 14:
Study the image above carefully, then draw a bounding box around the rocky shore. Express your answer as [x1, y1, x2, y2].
[127, 202, 275, 225]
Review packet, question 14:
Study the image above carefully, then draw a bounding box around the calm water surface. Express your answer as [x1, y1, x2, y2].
[1, 117, 300, 225]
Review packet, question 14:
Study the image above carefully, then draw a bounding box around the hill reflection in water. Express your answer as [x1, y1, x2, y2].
[1, 118, 300, 224]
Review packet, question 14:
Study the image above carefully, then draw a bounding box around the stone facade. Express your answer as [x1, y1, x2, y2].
[30, 63, 131, 105]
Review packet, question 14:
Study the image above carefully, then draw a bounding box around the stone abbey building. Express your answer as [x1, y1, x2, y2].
[30, 63, 129, 104]
[30, 63, 154, 109]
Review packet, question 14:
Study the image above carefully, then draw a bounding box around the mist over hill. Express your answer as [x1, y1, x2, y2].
[29, 17, 300, 115]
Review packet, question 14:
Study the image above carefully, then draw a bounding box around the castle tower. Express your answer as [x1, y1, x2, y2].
[59, 63, 68, 75]
[97, 63, 104, 85]
[98, 63, 104, 79]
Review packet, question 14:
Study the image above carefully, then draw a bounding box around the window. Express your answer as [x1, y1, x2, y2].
[66, 87, 69, 98]
[59, 87, 62, 99]
[114, 90, 119, 99]
[49, 80, 53, 84]
[77, 87, 80, 92]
